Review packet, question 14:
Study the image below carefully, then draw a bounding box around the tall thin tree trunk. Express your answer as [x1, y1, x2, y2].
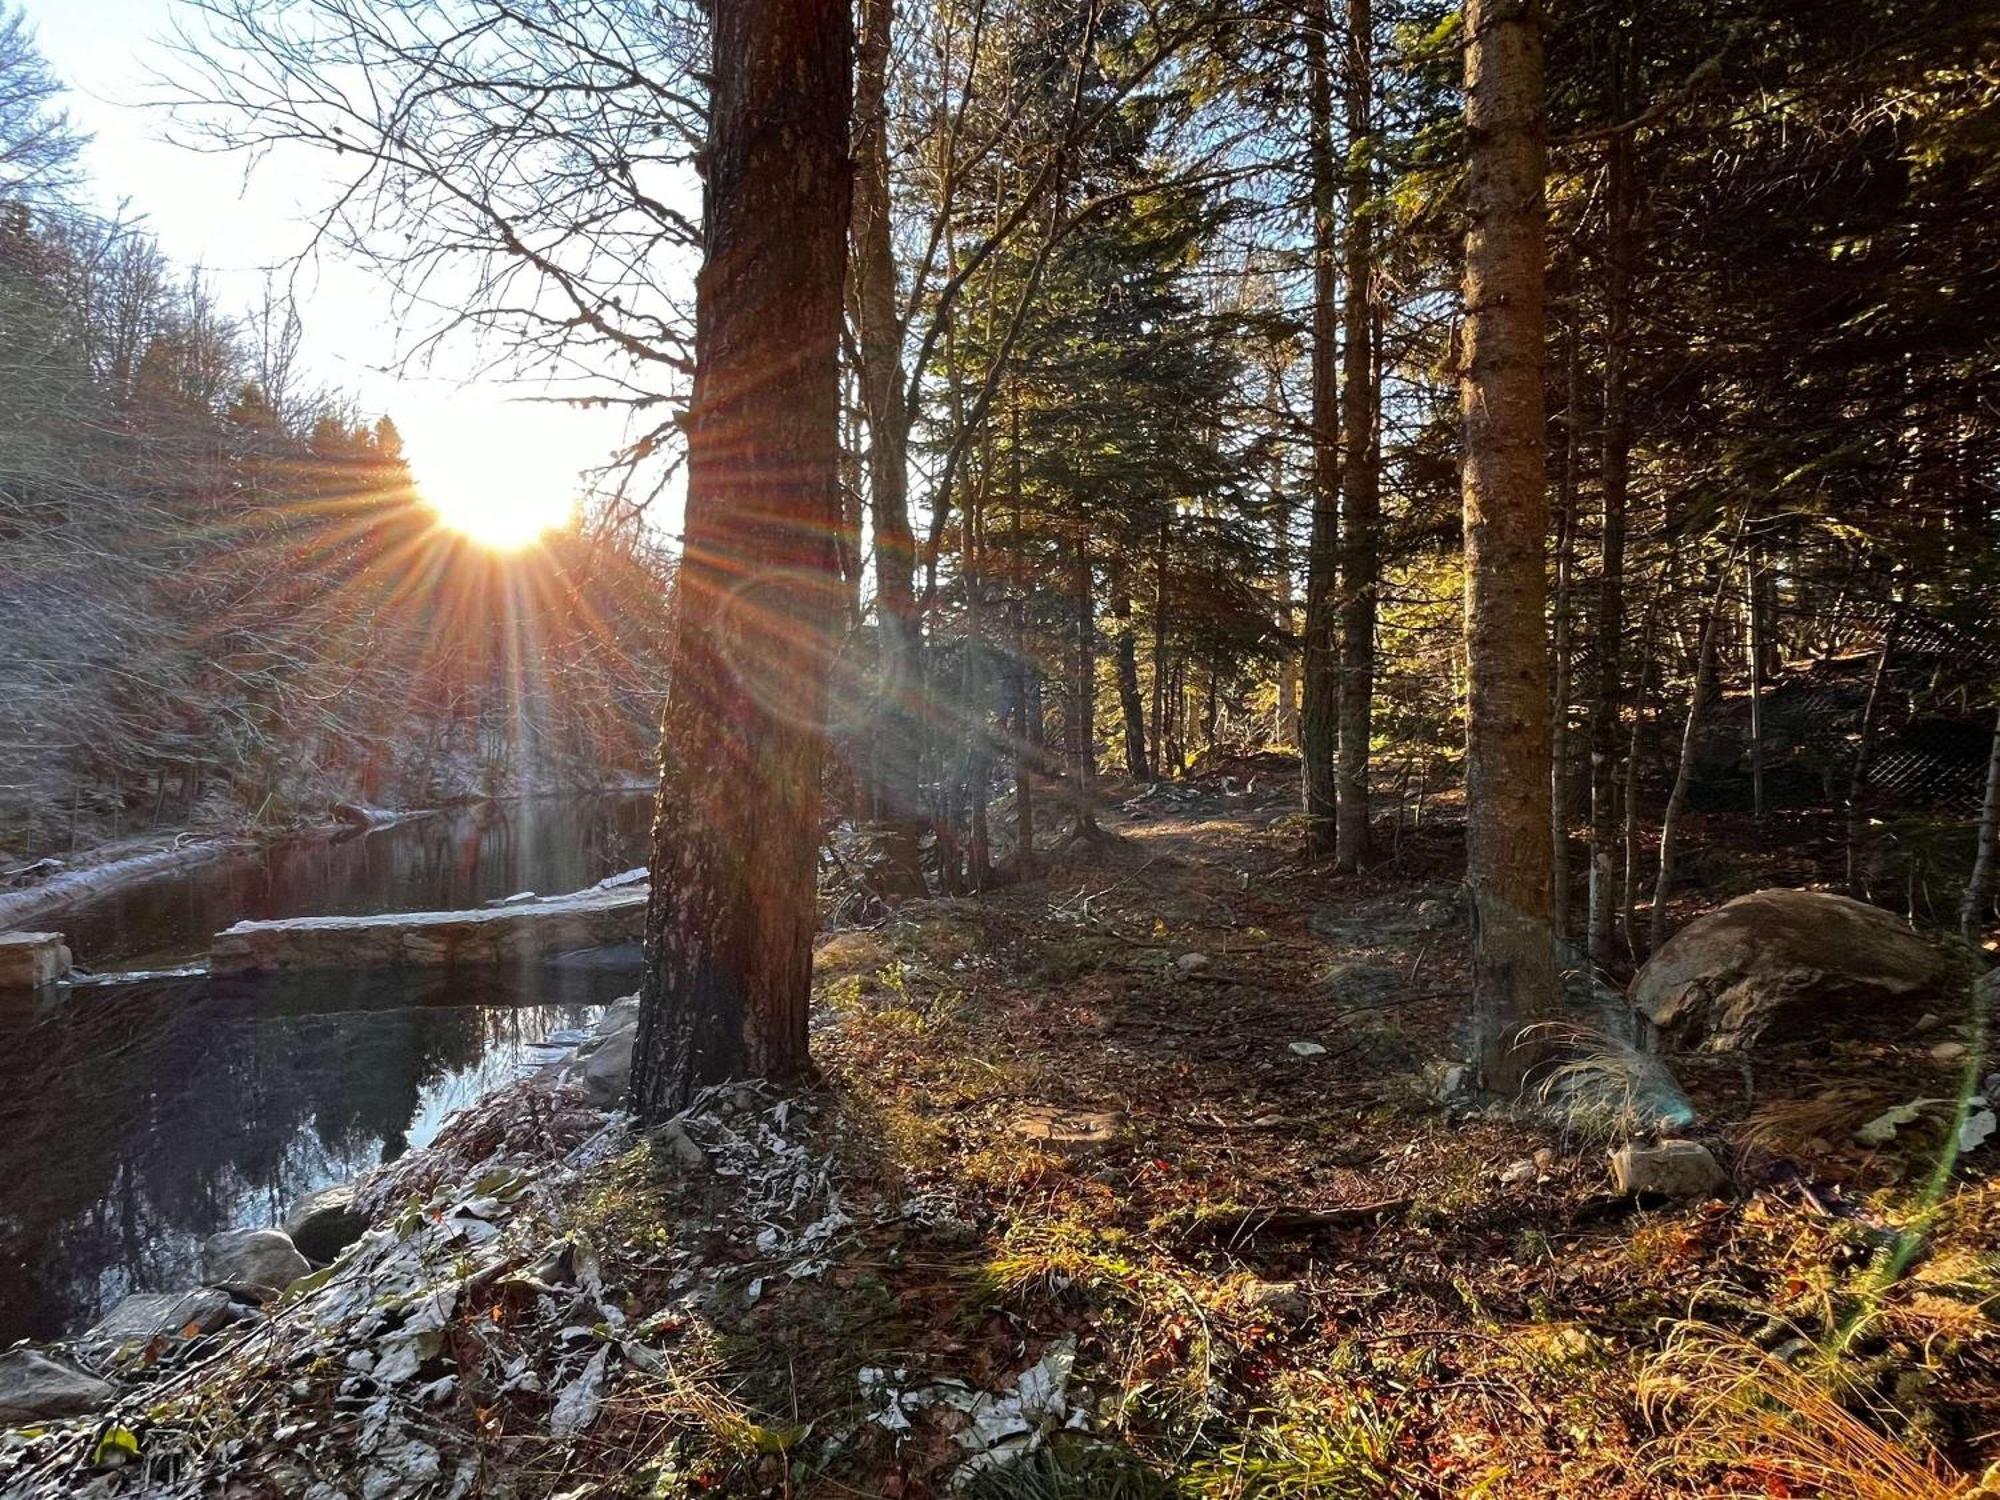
[1300, 0, 1342, 858]
[1273, 472, 1298, 745]
[1461, 0, 1555, 1093]
[1071, 535, 1099, 835]
[1112, 562, 1150, 780]
[1961, 703, 2000, 942]
[850, 0, 924, 892]
[1846, 615, 1899, 897]
[1009, 435, 1037, 873]
[1550, 322, 1579, 946]
[1745, 547, 1767, 822]
[1587, 80, 1635, 975]
[1648, 555, 1731, 956]
[1150, 517, 1170, 778]
[633, 0, 852, 1118]
[1334, 0, 1378, 874]
[961, 478, 991, 891]
[1620, 564, 1668, 966]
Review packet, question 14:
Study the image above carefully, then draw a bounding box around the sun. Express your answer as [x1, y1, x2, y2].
[404, 409, 583, 551]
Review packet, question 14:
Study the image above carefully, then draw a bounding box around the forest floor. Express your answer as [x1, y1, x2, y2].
[539, 761, 1998, 1498]
[9, 760, 1996, 1500]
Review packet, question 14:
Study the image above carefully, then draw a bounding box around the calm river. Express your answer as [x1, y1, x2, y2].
[0, 794, 653, 1344]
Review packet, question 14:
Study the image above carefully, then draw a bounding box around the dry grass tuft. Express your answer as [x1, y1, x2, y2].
[1637, 1323, 1976, 1499]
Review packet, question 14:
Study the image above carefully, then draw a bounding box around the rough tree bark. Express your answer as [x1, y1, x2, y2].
[849, 0, 925, 893]
[1460, 0, 1556, 1093]
[1299, 0, 1342, 859]
[1334, 0, 1378, 874]
[630, 0, 853, 1119]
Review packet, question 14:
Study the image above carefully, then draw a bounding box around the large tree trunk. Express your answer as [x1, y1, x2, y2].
[1300, 0, 1342, 860]
[631, 0, 852, 1119]
[849, 0, 924, 893]
[1586, 83, 1634, 976]
[1334, 0, 1377, 874]
[1460, 0, 1555, 1094]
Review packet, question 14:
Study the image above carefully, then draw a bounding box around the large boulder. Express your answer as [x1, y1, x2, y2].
[1633, 889, 1951, 1052]
[201, 1228, 311, 1302]
[0, 1349, 112, 1425]
[285, 1183, 369, 1264]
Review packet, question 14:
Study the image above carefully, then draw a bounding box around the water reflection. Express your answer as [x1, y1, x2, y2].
[0, 793, 656, 1345]
[62, 792, 655, 971]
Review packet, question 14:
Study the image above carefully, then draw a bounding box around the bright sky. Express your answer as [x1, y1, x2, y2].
[24, 0, 638, 543]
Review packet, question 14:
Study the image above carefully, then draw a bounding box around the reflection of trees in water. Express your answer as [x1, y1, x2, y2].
[0, 972, 605, 1343]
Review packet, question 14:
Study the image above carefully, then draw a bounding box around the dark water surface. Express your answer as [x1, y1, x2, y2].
[0, 795, 653, 1344]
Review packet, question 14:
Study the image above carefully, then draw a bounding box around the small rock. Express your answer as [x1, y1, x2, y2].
[285, 1183, 369, 1264]
[1013, 1104, 1127, 1148]
[1288, 1040, 1327, 1058]
[1438, 1064, 1471, 1101]
[1175, 952, 1211, 974]
[1931, 1041, 1969, 1064]
[0, 930, 71, 991]
[1608, 1139, 1728, 1200]
[1239, 1280, 1310, 1322]
[85, 1287, 234, 1349]
[657, 1121, 707, 1170]
[0, 1348, 113, 1424]
[201, 1227, 312, 1302]
[1914, 1013, 1941, 1032]
[1960, 1109, 1996, 1154]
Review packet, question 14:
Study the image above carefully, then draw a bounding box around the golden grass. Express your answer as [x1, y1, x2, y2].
[1637, 1323, 1976, 1499]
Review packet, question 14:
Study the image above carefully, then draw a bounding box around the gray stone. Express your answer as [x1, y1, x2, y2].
[1609, 1139, 1728, 1200]
[1632, 889, 1951, 1052]
[285, 1183, 369, 1264]
[201, 1228, 312, 1301]
[85, 1287, 234, 1349]
[577, 1027, 635, 1108]
[0, 930, 70, 991]
[0, 1348, 113, 1424]
[1175, 952, 1211, 974]
[657, 1121, 707, 1170]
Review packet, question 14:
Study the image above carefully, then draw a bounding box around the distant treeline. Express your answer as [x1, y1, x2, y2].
[0, 49, 671, 860]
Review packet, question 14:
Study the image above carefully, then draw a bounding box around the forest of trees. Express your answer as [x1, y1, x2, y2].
[0, 12, 674, 860]
[2, 0, 1993, 1090]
